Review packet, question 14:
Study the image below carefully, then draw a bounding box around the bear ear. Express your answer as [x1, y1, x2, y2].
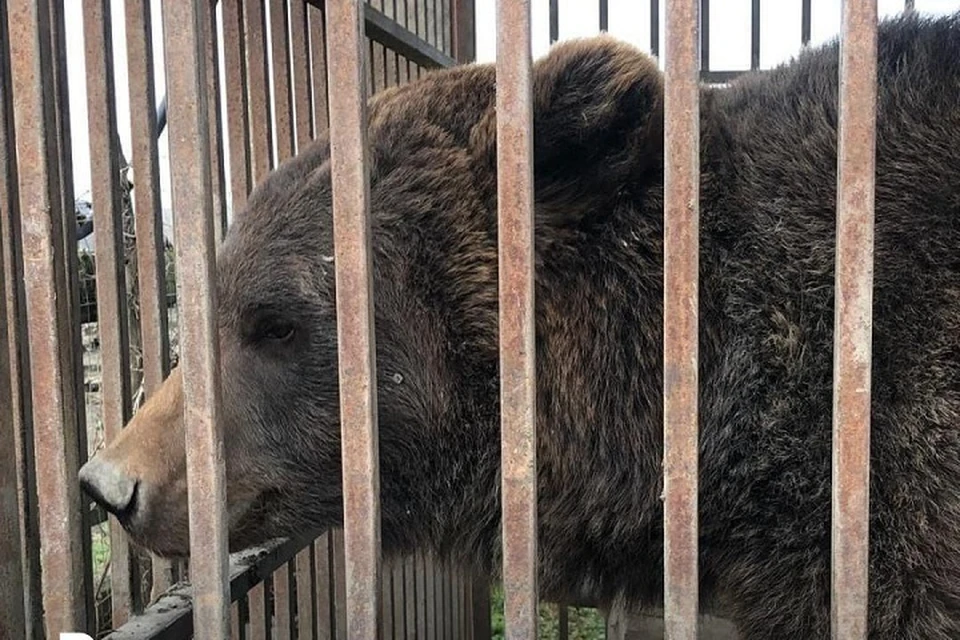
[470, 35, 664, 231]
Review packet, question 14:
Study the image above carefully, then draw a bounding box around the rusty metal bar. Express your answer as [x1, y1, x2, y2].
[160, 0, 231, 636]
[325, 1, 382, 637]
[495, 0, 538, 637]
[123, 0, 176, 601]
[274, 565, 293, 640]
[8, 0, 89, 633]
[222, 0, 254, 212]
[296, 548, 316, 639]
[82, 0, 137, 624]
[802, 0, 812, 45]
[381, 564, 394, 638]
[831, 1, 878, 638]
[290, 0, 315, 148]
[245, 0, 275, 182]
[662, 0, 701, 637]
[271, 0, 296, 162]
[0, 2, 41, 636]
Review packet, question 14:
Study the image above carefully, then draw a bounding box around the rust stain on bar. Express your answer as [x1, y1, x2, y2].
[160, 0, 231, 636]
[831, 0, 877, 637]
[495, 1, 538, 638]
[123, 0, 176, 599]
[309, 5, 330, 134]
[222, 0, 253, 213]
[662, 0, 700, 637]
[82, 0, 136, 623]
[8, 0, 89, 633]
[325, 2, 382, 636]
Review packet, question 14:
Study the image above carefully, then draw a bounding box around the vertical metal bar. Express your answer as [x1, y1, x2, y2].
[650, 0, 660, 57]
[404, 556, 416, 639]
[496, 0, 538, 637]
[558, 605, 569, 640]
[373, 41, 387, 93]
[248, 586, 268, 640]
[802, 0, 812, 46]
[315, 533, 333, 639]
[124, 0, 176, 601]
[274, 563, 293, 640]
[271, 0, 296, 162]
[0, 174, 26, 640]
[662, 0, 700, 637]
[297, 548, 317, 639]
[416, 552, 427, 638]
[245, 0, 275, 182]
[205, 0, 229, 244]
[750, 0, 760, 69]
[471, 575, 491, 640]
[222, 0, 253, 213]
[700, 0, 710, 72]
[325, 2, 382, 637]
[48, 0, 96, 626]
[309, 4, 330, 134]
[290, 0, 315, 149]
[381, 564, 394, 639]
[8, 0, 89, 633]
[831, 1, 877, 638]
[599, 0, 608, 31]
[332, 530, 347, 640]
[82, 0, 136, 624]
[425, 555, 436, 640]
[160, 0, 231, 636]
[0, 2, 40, 636]
[391, 560, 405, 637]
[549, 0, 558, 43]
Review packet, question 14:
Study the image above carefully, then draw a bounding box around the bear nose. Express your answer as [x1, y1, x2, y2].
[79, 457, 139, 519]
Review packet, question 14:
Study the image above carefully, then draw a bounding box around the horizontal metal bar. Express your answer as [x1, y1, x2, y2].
[103, 536, 317, 640]
[361, 3, 457, 69]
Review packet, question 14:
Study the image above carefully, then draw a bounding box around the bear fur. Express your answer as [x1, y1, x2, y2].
[83, 11, 960, 639]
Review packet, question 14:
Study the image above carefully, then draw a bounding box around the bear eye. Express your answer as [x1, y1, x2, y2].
[253, 318, 296, 344]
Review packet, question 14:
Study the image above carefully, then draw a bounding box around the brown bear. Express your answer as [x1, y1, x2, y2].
[79, 11, 960, 639]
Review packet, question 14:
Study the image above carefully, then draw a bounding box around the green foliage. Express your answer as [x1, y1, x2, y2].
[488, 584, 607, 639]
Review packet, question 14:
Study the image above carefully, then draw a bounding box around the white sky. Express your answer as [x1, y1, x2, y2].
[62, 0, 959, 248]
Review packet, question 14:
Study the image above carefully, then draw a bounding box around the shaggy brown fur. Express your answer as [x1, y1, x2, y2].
[81, 11, 960, 638]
